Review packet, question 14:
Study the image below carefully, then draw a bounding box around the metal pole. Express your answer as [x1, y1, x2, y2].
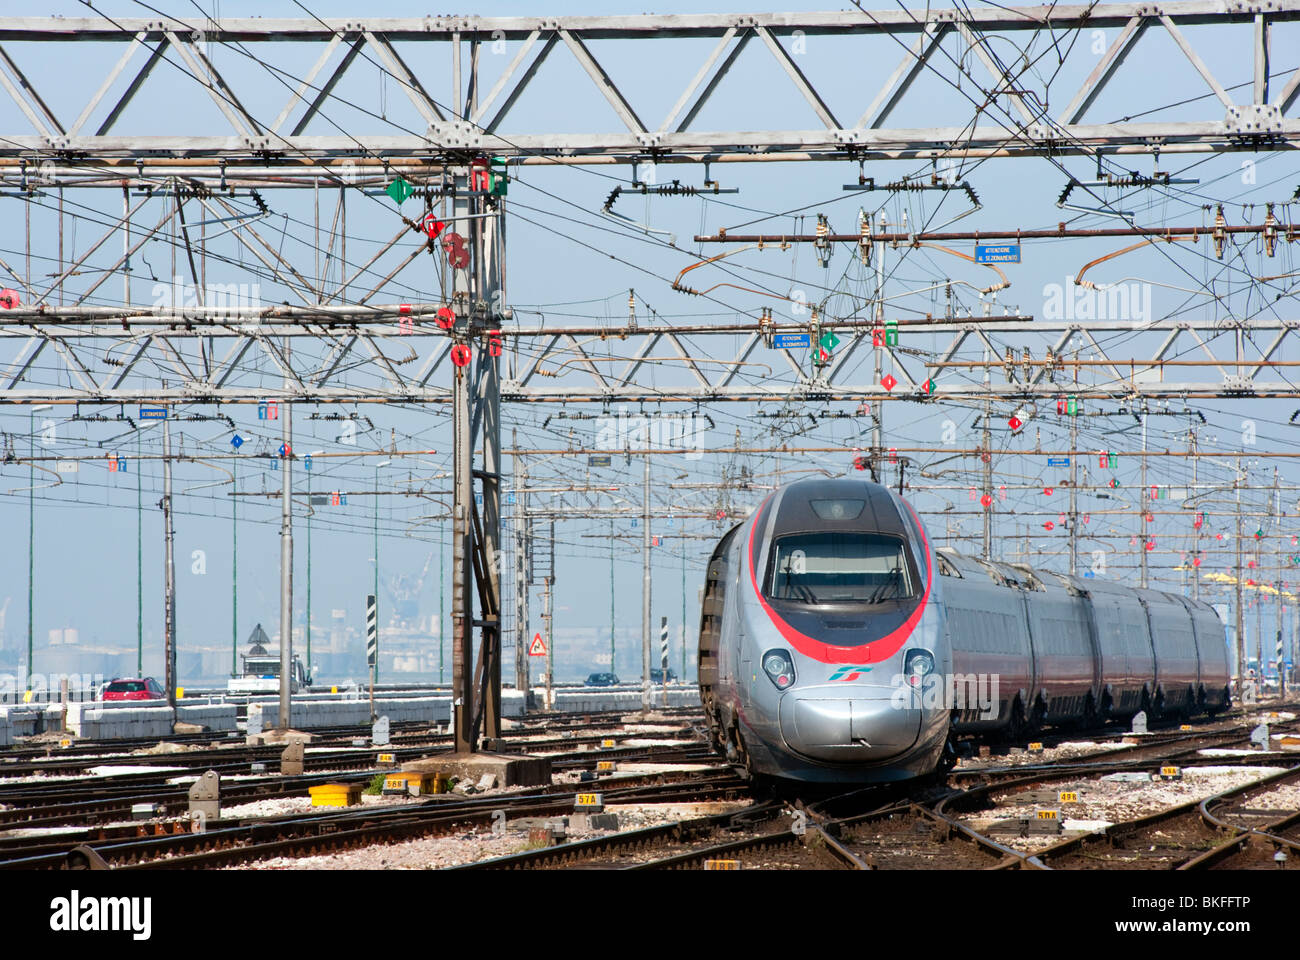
[543, 572, 553, 710]
[373, 464, 379, 685]
[681, 544, 687, 683]
[1236, 458, 1246, 702]
[475, 176, 504, 740]
[513, 434, 528, 697]
[873, 219, 885, 476]
[439, 523, 445, 685]
[138, 427, 144, 677]
[230, 457, 236, 677]
[163, 417, 176, 709]
[278, 344, 293, 731]
[451, 351, 474, 751]
[27, 407, 34, 686]
[306, 466, 312, 678]
[642, 454, 652, 713]
[610, 518, 616, 674]
[660, 614, 669, 708]
[1140, 403, 1149, 589]
[1276, 579, 1285, 698]
[1191, 429, 1200, 601]
[981, 392, 992, 560]
[1068, 378, 1078, 577]
[1256, 551, 1263, 678]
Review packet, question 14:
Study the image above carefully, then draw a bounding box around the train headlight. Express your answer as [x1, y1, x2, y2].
[904, 650, 935, 686]
[762, 650, 796, 691]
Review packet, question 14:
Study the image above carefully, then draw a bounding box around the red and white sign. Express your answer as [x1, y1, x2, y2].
[423, 213, 446, 239]
[528, 632, 547, 657]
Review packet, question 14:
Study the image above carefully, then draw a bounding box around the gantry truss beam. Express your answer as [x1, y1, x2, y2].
[0, 3, 1298, 166]
[4, 313, 1300, 404]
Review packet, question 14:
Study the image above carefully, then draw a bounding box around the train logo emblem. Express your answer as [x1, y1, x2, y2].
[827, 665, 873, 682]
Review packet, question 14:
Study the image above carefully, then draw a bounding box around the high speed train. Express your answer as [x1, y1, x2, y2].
[697, 477, 1232, 784]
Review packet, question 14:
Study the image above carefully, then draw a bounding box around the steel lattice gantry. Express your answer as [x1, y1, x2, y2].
[4, 312, 1300, 404]
[0, 3, 1298, 168]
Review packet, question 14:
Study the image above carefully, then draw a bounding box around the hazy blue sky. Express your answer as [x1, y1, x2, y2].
[0, 0, 1297, 682]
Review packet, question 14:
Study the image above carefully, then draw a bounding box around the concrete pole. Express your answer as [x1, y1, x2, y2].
[163, 418, 176, 709]
[642, 455, 652, 713]
[279, 338, 293, 731]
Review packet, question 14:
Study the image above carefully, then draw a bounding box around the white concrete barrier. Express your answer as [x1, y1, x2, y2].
[177, 703, 238, 732]
[66, 704, 173, 739]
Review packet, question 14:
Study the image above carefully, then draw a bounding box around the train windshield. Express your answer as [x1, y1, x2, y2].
[765, 532, 915, 604]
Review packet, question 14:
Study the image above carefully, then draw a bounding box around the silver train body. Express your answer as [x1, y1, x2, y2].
[698, 477, 1232, 784]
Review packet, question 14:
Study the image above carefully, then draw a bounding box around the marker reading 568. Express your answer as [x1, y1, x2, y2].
[443, 232, 470, 269]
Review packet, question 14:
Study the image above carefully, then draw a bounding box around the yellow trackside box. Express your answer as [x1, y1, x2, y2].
[376, 752, 397, 767]
[309, 783, 363, 807]
[1058, 791, 1080, 803]
[596, 761, 617, 773]
[1036, 809, 1059, 820]
[600, 739, 616, 749]
[1027, 742, 1044, 753]
[1157, 766, 1182, 781]
[574, 793, 604, 812]
[1180, 724, 1192, 731]
[704, 860, 740, 870]
[380, 772, 428, 795]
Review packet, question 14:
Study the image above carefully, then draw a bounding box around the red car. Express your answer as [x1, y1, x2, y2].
[102, 677, 164, 701]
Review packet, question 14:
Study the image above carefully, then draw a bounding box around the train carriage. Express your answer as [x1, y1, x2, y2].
[1138, 587, 1202, 715]
[699, 476, 1232, 784]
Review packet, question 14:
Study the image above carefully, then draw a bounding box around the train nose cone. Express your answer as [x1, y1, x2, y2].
[779, 685, 921, 762]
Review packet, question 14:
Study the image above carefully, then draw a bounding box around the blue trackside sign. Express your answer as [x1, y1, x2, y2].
[772, 333, 811, 349]
[1047, 457, 1070, 467]
[975, 243, 1021, 263]
[139, 406, 168, 420]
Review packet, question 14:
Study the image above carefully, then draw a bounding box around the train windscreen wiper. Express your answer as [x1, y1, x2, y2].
[866, 569, 903, 604]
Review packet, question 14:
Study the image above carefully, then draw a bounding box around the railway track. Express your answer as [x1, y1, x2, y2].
[0, 741, 719, 832]
[4, 702, 1295, 871]
[452, 714, 1299, 871]
[1024, 763, 1300, 870]
[0, 736, 744, 869]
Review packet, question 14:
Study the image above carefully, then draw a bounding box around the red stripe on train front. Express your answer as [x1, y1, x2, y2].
[746, 493, 933, 665]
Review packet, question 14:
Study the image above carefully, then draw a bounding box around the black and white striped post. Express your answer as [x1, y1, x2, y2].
[660, 615, 669, 707]
[1279, 628, 1287, 698]
[366, 594, 378, 720]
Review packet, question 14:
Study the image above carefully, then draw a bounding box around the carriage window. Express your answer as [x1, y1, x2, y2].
[765, 532, 915, 604]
